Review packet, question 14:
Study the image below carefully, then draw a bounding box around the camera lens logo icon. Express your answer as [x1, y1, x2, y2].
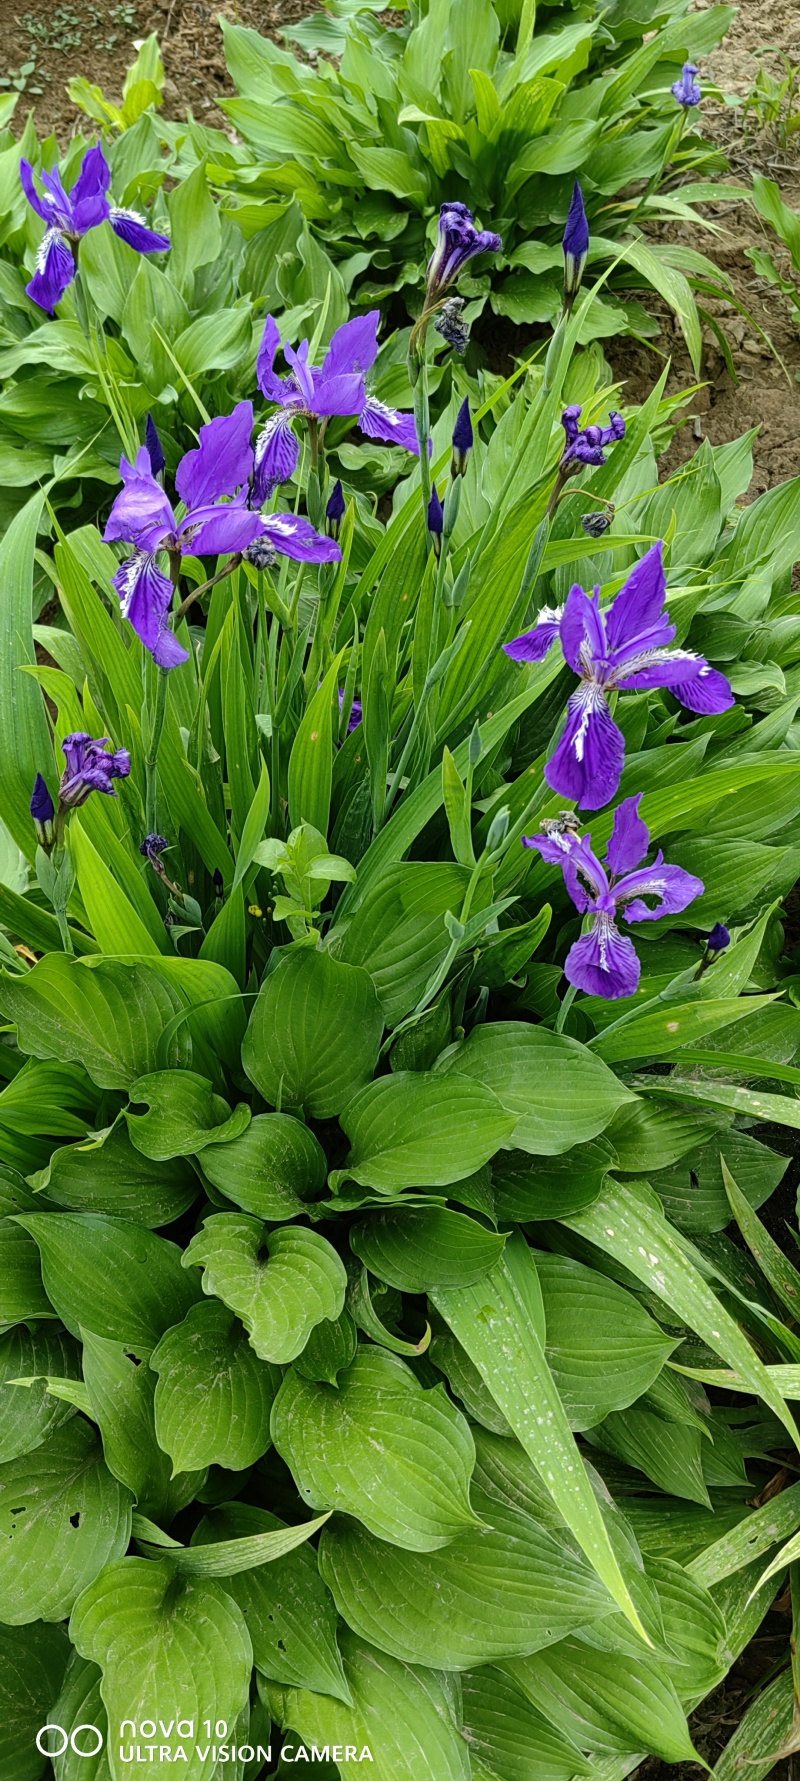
[36, 1725, 104, 1758]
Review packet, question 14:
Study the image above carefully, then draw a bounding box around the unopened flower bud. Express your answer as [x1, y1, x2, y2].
[707, 922, 730, 954]
[30, 772, 55, 846]
[486, 804, 510, 853]
[562, 182, 589, 306]
[451, 398, 473, 479]
[326, 479, 346, 540]
[427, 486, 444, 558]
[145, 412, 166, 481]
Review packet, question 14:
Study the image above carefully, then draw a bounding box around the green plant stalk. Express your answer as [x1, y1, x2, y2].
[144, 664, 169, 836]
[554, 979, 578, 1034]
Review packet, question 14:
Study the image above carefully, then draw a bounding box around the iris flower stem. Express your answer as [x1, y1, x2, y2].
[173, 557, 240, 624]
[145, 666, 169, 835]
[411, 348, 433, 550]
[55, 905, 74, 958]
[554, 980, 578, 1034]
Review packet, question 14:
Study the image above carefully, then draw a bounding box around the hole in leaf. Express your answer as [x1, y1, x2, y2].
[125, 1352, 143, 1367]
[69, 1511, 81, 1528]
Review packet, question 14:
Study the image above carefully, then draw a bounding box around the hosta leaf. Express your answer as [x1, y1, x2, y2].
[460, 1665, 592, 1781]
[336, 861, 475, 1023]
[350, 1207, 506, 1291]
[431, 1240, 647, 1636]
[435, 1023, 633, 1155]
[194, 1503, 350, 1702]
[317, 1487, 616, 1669]
[721, 1157, 800, 1321]
[70, 1559, 252, 1781]
[430, 1330, 512, 1435]
[710, 1668, 795, 1781]
[588, 1408, 710, 1508]
[242, 945, 383, 1118]
[649, 1128, 787, 1235]
[135, 1514, 329, 1575]
[125, 1071, 251, 1160]
[648, 1556, 728, 1695]
[270, 1346, 479, 1551]
[491, 1142, 613, 1221]
[0, 956, 189, 1089]
[0, 1419, 132, 1623]
[183, 1215, 347, 1363]
[334, 1071, 515, 1192]
[0, 1325, 82, 1461]
[0, 1619, 70, 1781]
[687, 1480, 800, 1588]
[200, 1113, 327, 1220]
[35, 1124, 199, 1227]
[16, 1215, 201, 1348]
[80, 1330, 202, 1523]
[0, 1221, 53, 1323]
[564, 1180, 800, 1445]
[151, 1300, 281, 1473]
[49, 1652, 111, 1781]
[293, 1311, 358, 1386]
[270, 1627, 471, 1781]
[507, 1638, 697, 1763]
[536, 1252, 677, 1431]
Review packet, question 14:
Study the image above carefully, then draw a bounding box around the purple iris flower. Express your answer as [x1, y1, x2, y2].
[560, 405, 626, 471]
[338, 688, 362, 733]
[255, 311, 421, 500]
[503, 543, 734, 810]
[104, 402, 339, 670]
[21, 144, 169, 314]
[672, 63, 701, 107]
[563, 183, 589, 300]
[525, 794, 704, 999]
[426, 202, 503, 303]
[59, 732, 130, 808]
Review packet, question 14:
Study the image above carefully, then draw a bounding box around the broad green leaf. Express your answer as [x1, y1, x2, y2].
[334, 1071, 515, 1192]
[288, 655, 342, 836]
[0, 1325, 82, 1461]
[507, 1638, 697, 1764]
[435, 1023, 633, 1155]
[0, 1220, 53, 1323]
[135, 1513, 329, 1575]
[49, 1652, 111, 1781]
[491, 1142, 613, 1220]
[70, 819, 164, 958]
[721, 1157, 800, 1321]
[183, 1215, 347, 1363]
[125, 1070, 250, 1160]
[293, 1310, 358, 1385]
[151, 1300, 281, 1473]
[270, 1627, 471, 1781]
[242, 945, 383, 1118]
[0, 956, 189, 1089]
[648, 1556, 727, 1696]
[649, 1128, 787, 1235]
[0, 492, 52, 859]
[318, 1485, 616, 1669]
[460, 1665, 592, 1781]
[593, 996, 778, 1064]
[336, 861, 474, 1023]
[194, 1502, 350, 1701]
[0, 1619, 70, 1781]
[564, 1181, 800, 1444]
[605, 1096, 729, 1171]
[430, 1329, 512, 1435]
[16, 1214, 201, 1348]
[70, 1559, 252, 1781]
[643, 1075, 800, 1135]
[710, 1668, 794, 1781]
[81, 1329, 201, 1524]
[200, 1112, 327, 1220]
[431, 1241, 648, 1636]
[0, 1419, 132, 1623]
[535, 1252, 677, 1432]
[271, 1346, 479, 1551]
[35, 1123, 199, 1227]
[350, 1207, 505, 1291]
[588, 1408, 710, 1508]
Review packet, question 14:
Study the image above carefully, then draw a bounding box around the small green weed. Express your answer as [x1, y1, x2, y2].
[741, 48, 800, 146]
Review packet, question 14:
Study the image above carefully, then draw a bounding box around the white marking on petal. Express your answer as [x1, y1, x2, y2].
[571, 681, 605, 762]
[537, 603, 564, 627]
[36, 226, 63, 272]
[115, 549, 154, 619]
[611, 645, 700, 680]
